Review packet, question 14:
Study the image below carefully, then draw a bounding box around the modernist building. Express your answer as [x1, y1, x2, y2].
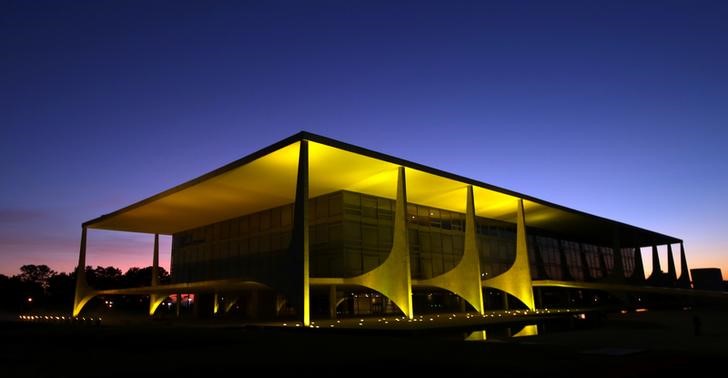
[73, 132, 693, 325]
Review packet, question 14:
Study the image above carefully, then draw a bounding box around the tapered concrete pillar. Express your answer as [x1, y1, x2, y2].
[74, 226, 87, 298]
[416, 185, 484, 314]
[461, 184, 485, 313]
[149, 234, 165, 316]
[666, 244, 677, 284]
[290, 140, 310, 326]
[649, 245, 662, 284]
[652, 245, 662, 272]
[348, 166, 413, 319]
[73, 227, 94, 317]
[393, 167, 413, 319]
[677, 243, 691, 288]
[484, 199, 535, 311]
[152, 234, 160, 286]
[632, 247, 646, 282]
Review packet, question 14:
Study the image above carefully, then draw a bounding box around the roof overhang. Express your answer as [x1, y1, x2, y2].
[85, 132, 681, 247]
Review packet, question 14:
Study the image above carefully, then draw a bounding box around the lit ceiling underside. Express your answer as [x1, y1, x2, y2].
[85, 133, 680, 247]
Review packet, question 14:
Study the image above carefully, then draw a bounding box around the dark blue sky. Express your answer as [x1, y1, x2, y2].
[1, 0, 726, 277]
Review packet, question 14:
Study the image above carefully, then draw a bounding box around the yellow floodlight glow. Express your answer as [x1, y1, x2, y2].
[87, 142, 301, 234]
[308, 141, 398, 199]
[522, 200, 559, 223]
[513, 325, 538, 337]
[346, 169, 399, 198]
[483, 199, 535, 311]
[405, 168, 467, 212]
[473, 187, 519, 221]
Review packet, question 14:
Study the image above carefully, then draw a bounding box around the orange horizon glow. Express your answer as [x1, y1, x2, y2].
[1, 234, 725, 281]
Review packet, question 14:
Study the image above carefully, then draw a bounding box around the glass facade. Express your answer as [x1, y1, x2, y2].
[621, 247, 636, 277]
[408, 203, 466, 280]
[476, 221, 516, 278]
[536, 236, 562, 280]
[601, 246, 615, 274]
[582, 244, 603, 279]
[171, 204, 294, 283]
[561, 240, 583, 281]
[310, 191, 393, 278]
[171, 190, 637, 284]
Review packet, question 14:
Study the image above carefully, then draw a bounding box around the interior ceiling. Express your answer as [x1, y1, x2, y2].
[86, 137, 679, 247]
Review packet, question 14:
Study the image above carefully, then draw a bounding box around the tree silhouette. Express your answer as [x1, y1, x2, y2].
[46, 272, 75, 308]
[18, 264, 56, 290]
[85, 266, 123, 289]
[123, 266, 170, 287]
[1, 264, 172, 311]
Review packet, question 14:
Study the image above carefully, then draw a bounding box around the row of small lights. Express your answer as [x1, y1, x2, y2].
[279, 308, 583, 328]
[18, 315, 102, 322]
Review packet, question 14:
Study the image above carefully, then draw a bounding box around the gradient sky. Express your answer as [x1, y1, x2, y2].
[1, 1, 726, 279]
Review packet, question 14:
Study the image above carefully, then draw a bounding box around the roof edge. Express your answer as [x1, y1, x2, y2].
[84, 130, 682, 244]
[83, 131, 308, 228]
[301, 131, 681, 244]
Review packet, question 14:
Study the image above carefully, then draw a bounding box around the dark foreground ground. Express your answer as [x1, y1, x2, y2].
[1, 309, 725, 377]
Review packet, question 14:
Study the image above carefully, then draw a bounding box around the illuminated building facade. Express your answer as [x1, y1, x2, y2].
[73, 132, 693, 325]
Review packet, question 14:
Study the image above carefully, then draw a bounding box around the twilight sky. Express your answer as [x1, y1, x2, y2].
[1, 1, 726, 278]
